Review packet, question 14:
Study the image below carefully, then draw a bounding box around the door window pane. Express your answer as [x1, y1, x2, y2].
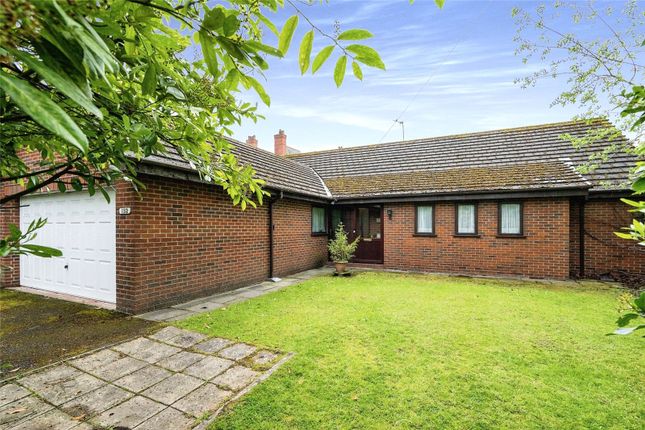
[416, 206, 433, 234]
[457, 204, 476, 234]
[500, 203, 521, 234]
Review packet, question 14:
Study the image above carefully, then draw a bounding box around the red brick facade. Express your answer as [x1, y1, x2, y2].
[115, 175, 327, 313]
[570, 199, 644, 280]
[3, 170, 643, 313]
[383, 199, 572, 279]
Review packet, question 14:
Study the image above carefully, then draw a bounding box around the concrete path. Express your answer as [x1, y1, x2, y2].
[137, 267, 335, 322]
[0, 327, 291, 430]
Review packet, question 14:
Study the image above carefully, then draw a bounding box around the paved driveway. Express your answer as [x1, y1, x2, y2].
[0, 327, 290, 429]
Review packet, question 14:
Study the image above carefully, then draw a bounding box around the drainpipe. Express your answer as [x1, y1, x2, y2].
[579, 198, 585, 277]
[268, 191, 283, 280]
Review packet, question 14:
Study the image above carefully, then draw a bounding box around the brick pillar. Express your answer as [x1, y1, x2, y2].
[0, 197, 20, 288]
[246, 135, 258, 148]
[274, 129, 287, 156]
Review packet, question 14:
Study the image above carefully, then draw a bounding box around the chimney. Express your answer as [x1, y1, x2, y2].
[246, 135, 258, 148]
[274, 129, 287, 156]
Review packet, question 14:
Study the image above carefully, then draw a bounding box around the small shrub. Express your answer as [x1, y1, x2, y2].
[328, 222, 360, 263]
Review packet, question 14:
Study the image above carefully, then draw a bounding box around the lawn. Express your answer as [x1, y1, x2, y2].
[178, 272, 644, 430]
[0, 289, 159, 380]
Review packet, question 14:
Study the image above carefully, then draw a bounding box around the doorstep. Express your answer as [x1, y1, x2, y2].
[136, 267, 335, 322]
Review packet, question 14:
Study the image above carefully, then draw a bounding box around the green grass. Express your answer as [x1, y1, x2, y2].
[177, 272, 644, 430]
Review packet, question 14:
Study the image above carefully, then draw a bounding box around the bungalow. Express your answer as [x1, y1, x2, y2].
[1, 119, 642, 314]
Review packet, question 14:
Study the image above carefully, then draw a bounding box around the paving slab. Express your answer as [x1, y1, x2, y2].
[157, 351, 204, 372]
[251, 350, 281, 366]
[21, 366, 105, 406]
[61, 383, 131, 419]
[0, 384, 30, 408]
[68, 349, 121, 373]
[11, 407, 86, 430]
[185, 301, 226, 312]
[183, 356, 234, 380]
[134, 407, 194, 430]
[218, 343, 257, 361]
[172, 383, 232, 417]
[114, 365, 172, 393]
[211, 366, 260, 391]
[237, 289, 266, 298]
[148, 326, 187, 342]
[97, 355, 148, 381]
[113, 337, 182, 363]
[94, 395, 165, 429]
[0, 395, 52, 428]
[193, 337, 232, 354]
[138, 308, 192, 322]
[141, 373, 203, 405]
[1, 327, 291, 429]
[163, 330, 208, 348]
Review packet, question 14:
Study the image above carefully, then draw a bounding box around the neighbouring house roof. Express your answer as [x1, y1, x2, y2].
[289, 119, 636, 199]
[141, 140, 330, 200]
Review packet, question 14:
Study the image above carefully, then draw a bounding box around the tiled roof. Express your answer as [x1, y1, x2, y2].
[141, 139, 330, 200]
[323, 162, 590, 198]
[289, 120, 637, 196]
[141, 120, 636, 201]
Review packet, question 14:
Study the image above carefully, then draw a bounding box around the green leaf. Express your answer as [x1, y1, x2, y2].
[58, 181, 66, 193]
[141, 62, 157, 95]
[312, 46, 334, 74]
[299, 30, 314, 74]
[245, 76, 270, 106]
[199, 30, 219, 77]
[10, 48, 102, 119]
[334, 55, 347, 88]
[616, 313, 639, 327]
[435, 0, 445, 8]
[278, 15, 299, 55]
[0, 70, 88, 153]
[202, 7, 225, 32]
[223, 15, 240, 37]
[632, 176, 645, 193]
[337, 29, 373, 41]
[71, 178, 83, 191]
[257, 14, 279, 37]
[346, 44, 385, 70]
[21, 244, 63, 258]
[245, 40, 282, 58]
[352, 61, 363, 81]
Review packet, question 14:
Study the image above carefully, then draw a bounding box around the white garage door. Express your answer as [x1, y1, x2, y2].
[19, 190, 116, 303]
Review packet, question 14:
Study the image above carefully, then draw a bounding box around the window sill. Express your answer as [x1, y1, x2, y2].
[453, 234, 481, 238]
[496, 234, 526, 239]
[311, 232, 328, 237]
[413, 233, 437, 237]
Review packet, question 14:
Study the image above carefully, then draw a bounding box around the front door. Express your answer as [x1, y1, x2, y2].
[331, 205, 383, 264]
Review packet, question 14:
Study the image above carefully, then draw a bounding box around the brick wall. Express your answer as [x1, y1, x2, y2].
[118, 175, 326, 313]
[272, 199, 328, 277]
[570, 199, 645, 280]
[383, 199, 571, 279]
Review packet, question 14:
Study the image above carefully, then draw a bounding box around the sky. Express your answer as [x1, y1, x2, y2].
[217, 0, 636, 153]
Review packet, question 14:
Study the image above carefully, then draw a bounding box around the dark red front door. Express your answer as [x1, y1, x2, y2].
[331, 205, 383, 264]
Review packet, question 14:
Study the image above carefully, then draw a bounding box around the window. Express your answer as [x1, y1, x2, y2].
[499, 202, 523, 236]
[415, 205, 434, 235]
[311, 206, 327, 235]
[455, 203, 477, 235]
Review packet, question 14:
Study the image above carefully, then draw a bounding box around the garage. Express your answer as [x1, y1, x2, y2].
[19, 190, 116, 303]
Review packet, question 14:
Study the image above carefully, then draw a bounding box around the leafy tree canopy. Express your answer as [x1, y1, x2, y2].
[0, 0, 443, 258]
